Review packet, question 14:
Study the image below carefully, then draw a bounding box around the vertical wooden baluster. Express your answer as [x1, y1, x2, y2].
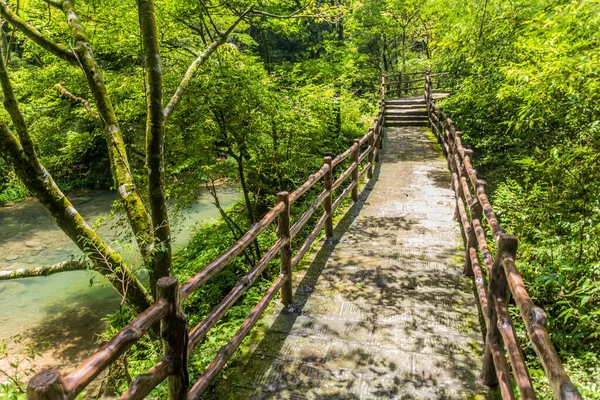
[351, 139, 360, 202]
[463, 199, 478, 277]
[27, 369, 68, 400]
[473, 201, 498, 386]
[481, 233, 519, 387]
[379, 115, 385, 150]
[323, 157, 334, 238]
[398, 73, 402, 97]
[277, 191, 293, 305]
[425, 71, 431, 124]
[157, 276, 188, 400]
[375, 122, 381, 163]
[381, 75, 385, 102]
[367, 129, 375, 179]
[375, 111, 383, 162]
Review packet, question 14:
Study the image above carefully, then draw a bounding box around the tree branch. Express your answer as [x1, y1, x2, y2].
[54, 82, 99, 120]
[163, 7, 252, 121]
[0, 45, 36, 160]
[0, 261, 90, 281]
[200, 0, 221, 36]
[250, 2, 343, 22]
[137, 0, 172, 294]
[41, 0, 63, 9]
[251, 1, 312, 19]
[0, 0, 76, 63]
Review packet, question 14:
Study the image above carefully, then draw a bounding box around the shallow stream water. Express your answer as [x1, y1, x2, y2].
[0, 188, 238, 373]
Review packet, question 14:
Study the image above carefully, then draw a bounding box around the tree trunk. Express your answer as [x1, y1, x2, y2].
[61, 0, 156, 275]
[137, 0, 172, 296]
[261, 30, 272, 72]
[234, 154, 261, 262]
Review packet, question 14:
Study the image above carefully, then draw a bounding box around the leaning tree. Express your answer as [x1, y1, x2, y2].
[0, 0, 338, 313]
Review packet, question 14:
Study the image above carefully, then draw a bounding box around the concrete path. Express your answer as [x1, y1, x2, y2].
[208, 126, 487, 399]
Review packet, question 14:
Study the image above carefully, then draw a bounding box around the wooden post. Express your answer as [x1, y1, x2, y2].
[323, 157, 334, 239]
[381, 75, 385, 102]
[425, 71, 431, 121]
[375, 113, 383, 162]
[277, 192, 293, 305]
[463, 199, 479, 277]
[367, 129, 375, 179]
[351, 139, 360, 202]
[27, 369, 68, 400]
[480, 234, 519, 386]
[157, 277, 189, 400]
[398, 73, 402, 97]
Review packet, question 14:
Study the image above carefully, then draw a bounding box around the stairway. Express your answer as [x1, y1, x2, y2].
[384, 96, 429, 127]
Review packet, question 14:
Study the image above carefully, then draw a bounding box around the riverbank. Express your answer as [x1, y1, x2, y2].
[0, 187, 239, 391]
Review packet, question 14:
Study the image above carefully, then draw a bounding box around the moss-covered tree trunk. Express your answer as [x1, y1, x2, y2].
[137, 0, 173, 297]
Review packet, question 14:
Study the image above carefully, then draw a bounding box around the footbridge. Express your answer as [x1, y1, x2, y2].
[26, 73, 581, 400]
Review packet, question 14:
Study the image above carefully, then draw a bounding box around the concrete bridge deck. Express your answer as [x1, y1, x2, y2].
[207, 125, 488, 399]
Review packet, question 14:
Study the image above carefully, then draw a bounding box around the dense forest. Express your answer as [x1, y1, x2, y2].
[0, 0, 598, 398]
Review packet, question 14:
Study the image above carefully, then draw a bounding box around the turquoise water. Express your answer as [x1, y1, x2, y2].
[0, 188, 238, 357]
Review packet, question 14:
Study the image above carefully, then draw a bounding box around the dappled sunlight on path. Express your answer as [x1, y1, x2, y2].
[207, 124, 490, 399]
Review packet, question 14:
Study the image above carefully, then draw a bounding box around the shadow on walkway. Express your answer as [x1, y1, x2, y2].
[206, 127, 490, 400]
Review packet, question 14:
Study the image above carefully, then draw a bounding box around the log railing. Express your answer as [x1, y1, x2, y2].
[382, 71, 448, 98]
[26, 91, 386, 400]
[424, 71, 582, 400]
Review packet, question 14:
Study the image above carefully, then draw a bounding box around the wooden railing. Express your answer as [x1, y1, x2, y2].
[424, 72, 582, 400]
[381, 71, 448, 98]
[26, 96, 386, 399]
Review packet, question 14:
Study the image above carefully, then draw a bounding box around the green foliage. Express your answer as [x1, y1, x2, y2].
[430, 0, 600, 394]
[0, 168, 28, 203]
[0, 335, 44, 399]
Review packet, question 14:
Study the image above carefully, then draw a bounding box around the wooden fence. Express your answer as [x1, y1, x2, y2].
[25, 94, 386, 399]
[424, 72, 582, 400]
[381, 71, 449, 98]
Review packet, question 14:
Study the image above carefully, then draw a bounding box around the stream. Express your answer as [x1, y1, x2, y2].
[0, 187, 238, 377]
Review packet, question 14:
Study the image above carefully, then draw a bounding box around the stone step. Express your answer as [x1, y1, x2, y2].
[385, 114, 428, 121]
[385, 103, 425, 109]
[385, 120, 429, 127]
[385, 109, 427, 116]
[385, 99, 425, 105]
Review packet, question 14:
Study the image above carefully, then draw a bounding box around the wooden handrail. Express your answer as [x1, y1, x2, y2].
[179, 202, 284, 298]
[385, 86, 422, 94]
[384, 77, 425, 85]
[65, 301, 169, 397]
[290, 189, 328, 238]
[332, 162, 356, 190]
[289, 164, 329, 204]
[384, 71, 428, 77]
[27, 81, 386, 399]
[425, 71, 582, 400]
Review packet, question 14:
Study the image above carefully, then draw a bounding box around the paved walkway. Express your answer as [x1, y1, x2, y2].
[208, 126, 487, 399]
